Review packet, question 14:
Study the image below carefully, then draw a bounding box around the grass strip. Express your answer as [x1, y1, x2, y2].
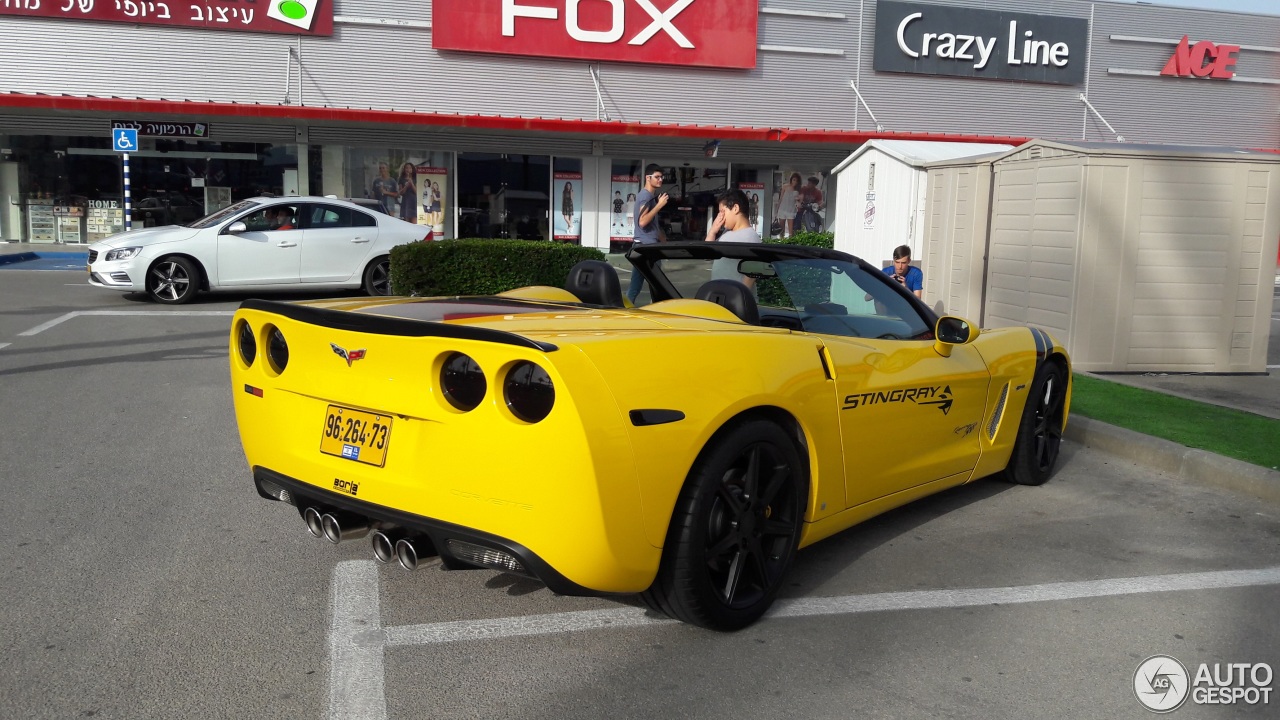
[1070, 374, 1280, 470]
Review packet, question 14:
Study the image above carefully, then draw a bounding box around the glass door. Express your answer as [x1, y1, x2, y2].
[457, 153, 551, 240]
[647, 159, 728, 242]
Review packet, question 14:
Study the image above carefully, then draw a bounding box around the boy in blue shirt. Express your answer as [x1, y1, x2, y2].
[883, 244, 923, 298]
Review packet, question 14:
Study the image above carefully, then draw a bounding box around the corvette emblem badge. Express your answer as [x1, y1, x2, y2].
[330, 343, 367, 367]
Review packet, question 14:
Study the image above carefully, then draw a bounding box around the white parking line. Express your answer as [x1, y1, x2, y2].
[331, 562, 1280, 716]
[17, 310, 233, 337]
[0, 343, 10, 350]
[329, 561, 387, 720]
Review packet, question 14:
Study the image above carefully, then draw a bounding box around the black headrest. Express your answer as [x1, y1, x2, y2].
[695, 279, 760, 325]
[565, 260, 624, 308]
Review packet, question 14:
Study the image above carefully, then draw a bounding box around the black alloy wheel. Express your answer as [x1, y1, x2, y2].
[147, 256, 199, 304]
[1003, 362, 1067, 486]
[363, 257, 391, 296]
[642, 419, 807, 631]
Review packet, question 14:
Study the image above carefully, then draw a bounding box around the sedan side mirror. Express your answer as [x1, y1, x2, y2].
[224, 221, 247, 235]
[934, 315, 978, 357]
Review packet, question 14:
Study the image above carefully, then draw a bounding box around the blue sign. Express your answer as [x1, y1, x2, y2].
[112, 128, 138, 152]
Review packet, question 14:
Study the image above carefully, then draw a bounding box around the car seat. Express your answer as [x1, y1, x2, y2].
[565, 260, 624, 308]
[694, 279, 760, 325]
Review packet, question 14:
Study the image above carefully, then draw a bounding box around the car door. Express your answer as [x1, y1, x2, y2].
[298, 203, 380, 283]
[215, 204, 303, 286]
[797, 264, 989, 509]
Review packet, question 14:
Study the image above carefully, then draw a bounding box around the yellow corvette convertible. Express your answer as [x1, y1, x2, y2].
[230, 242, 1070, 630]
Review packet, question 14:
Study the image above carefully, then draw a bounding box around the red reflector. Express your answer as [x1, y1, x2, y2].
[244, 384, 264, 397]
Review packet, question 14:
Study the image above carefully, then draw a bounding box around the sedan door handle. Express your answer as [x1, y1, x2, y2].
[277, 241, 298, 248]
[350, 237, 370, 243]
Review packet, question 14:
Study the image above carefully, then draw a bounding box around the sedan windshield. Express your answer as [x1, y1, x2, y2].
[184, 199, 261, 229]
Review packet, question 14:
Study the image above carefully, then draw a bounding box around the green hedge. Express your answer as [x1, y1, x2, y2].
[389, 239, 606, 296]
[766, 231, 835, 249]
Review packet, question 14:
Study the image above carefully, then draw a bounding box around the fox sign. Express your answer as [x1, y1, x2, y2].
[432, 0, 759, 69]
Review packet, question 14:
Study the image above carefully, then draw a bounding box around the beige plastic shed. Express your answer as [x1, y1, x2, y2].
[918, 150, 1006, 321]
[926, 140, 1280, 373]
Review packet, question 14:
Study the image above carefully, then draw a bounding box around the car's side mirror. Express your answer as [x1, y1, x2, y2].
[934, 315, 978, 357]
[224, 221, 247, 235]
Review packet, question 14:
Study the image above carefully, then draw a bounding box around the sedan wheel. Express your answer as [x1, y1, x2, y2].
[147, 256, 199, 305]
[1002, 362, 1067, 486]
[363, 257, 391, 296]
[642, 419, 807, 630]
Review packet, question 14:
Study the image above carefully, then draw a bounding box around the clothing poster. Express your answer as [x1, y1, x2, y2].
[415, 165, 448, 238]
[610, 174, 639, 243]
[771, 168, 828, 238]
[552, 172, 583, 241]
[738, 182, 764, 236]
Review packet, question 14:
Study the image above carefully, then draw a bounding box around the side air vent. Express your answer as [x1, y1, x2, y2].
[988, 383, 1010, 439]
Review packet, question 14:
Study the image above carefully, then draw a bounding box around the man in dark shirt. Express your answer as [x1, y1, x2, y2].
[627, 164, 669, 304]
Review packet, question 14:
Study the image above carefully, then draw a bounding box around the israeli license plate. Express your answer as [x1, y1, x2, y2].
[320, 405, 392, 467]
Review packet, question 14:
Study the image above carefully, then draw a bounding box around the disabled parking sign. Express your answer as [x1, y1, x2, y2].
[113, 128, 137, 153]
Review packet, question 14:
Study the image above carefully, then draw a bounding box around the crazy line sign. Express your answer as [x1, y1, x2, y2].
[874, 0, 1089, 85]
[432, 0, 758, 69]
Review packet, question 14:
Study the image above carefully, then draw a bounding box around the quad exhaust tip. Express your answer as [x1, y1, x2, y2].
[371, 530, 403, 564]
[320, 512, 370, 544]
[303, 506, 325, 539]
[394, 536, 436, 571]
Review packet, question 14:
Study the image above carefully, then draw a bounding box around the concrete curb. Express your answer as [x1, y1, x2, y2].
[1065, 416, 1280, 504]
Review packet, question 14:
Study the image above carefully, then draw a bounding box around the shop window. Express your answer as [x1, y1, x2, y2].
[2, 134, 287, 242]
[341, 149, 452, 239]
[771, 167, 831, 239]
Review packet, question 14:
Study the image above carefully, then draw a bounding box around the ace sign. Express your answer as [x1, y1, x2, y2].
[433, 0, 758, 69]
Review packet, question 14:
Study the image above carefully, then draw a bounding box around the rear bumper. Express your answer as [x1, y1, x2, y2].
[253, 466, 599, 597]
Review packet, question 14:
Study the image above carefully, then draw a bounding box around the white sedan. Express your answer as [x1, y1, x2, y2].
[87, 197, 430, 304]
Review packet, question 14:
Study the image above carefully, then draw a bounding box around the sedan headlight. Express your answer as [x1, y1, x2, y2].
[104, 247, 142, 261]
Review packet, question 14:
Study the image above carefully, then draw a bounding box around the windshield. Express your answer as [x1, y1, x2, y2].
[184, 199, 261, 229]
[652, 254, 933, 340]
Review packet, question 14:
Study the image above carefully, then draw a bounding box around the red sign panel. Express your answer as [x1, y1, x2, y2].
[1160, 35, 1240, 80]
[1, 0, 332, 36]
[433, 0, 758, 70]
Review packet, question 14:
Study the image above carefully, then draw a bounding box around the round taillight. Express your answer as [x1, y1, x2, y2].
[267, 326, 289, 373]
[441, 353, 485, 411]
[504, 361, 554, 423]
[237, 320, 256, 367]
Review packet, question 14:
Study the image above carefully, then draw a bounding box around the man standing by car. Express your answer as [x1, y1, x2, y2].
[627, 164, 669, 304]
[883, 244, 924, 299]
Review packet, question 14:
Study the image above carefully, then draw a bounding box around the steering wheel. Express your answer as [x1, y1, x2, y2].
[876, 333, 901, 340]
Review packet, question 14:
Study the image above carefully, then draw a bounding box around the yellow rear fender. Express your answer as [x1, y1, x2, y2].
[570, 330, 845, 548]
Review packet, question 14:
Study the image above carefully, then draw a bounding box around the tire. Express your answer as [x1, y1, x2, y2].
[1002, 362, 1067, 486]
[641, 419, 808, 631]
[363, 256, 391, 296]
[147, 256, 200, 305]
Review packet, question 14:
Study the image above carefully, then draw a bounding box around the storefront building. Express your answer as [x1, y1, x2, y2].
[0, 0, 1277, 250]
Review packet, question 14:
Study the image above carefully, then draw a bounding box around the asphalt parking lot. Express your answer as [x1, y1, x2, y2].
[1, 269, 1277, 719]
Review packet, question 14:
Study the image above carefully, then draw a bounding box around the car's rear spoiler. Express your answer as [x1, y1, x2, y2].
[238, 299, 559, 352]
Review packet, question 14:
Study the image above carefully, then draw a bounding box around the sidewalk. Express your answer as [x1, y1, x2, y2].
[0, 241, 89, 256]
